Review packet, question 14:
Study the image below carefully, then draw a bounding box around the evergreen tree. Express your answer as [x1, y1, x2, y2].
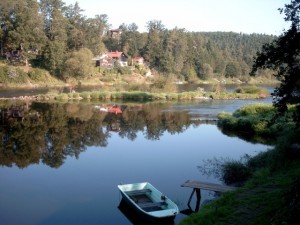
[64, 2, 85, 51]
[39, 0, 68, 76]
[143, 20, 164, 70]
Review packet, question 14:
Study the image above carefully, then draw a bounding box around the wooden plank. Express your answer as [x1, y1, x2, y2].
[181, 180, 236, 192]
[125, 189, 152, 196]
[138, 201, 167, 209]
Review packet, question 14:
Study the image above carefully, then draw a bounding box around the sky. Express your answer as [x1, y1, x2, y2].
[62, 0, 291, 35]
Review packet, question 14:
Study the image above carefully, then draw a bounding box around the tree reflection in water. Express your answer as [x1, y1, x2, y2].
[0, 101, 204, 169]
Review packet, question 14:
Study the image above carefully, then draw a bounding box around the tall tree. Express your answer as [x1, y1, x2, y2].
[252, 0, 300, 123]
[83, 14, 109, 54]
[64, 1, 85, 51]
[39, 0, 68, 75]
[143, 20, 165, 70]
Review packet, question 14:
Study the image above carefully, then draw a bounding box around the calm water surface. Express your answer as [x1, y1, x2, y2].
[0, 99, 271, 225]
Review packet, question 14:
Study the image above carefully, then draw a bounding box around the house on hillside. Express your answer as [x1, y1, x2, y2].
[93, 54, 113, 68]
[94, 51, 128, 68]
[108, 51, 128, 67]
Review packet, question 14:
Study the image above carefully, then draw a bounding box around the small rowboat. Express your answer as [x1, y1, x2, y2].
[118, 182, 179, 220]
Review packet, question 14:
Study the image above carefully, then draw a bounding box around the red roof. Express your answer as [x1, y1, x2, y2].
[108, 51, 123, 58]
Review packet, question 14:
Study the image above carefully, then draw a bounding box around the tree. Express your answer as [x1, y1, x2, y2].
[251, 0, 300, 123]
[64, 2, 85, 51]
[39, 0, 68, 76]
[62, 48, 93, 80]
[200, 63, 214, 80]
[82, 14, 109, 54]
[225, 62, 241, 78]
[0, 0, 46, 61]
[143, 20, 164, 70]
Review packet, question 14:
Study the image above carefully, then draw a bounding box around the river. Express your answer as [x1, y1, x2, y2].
[0, 95, 272, 225]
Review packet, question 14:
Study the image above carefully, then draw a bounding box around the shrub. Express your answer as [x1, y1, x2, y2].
[55, 94, 69, 101]
[116, 66, 132, 75]
[235, 86, 269, 96]
[0, 65, 9, 83]
[28, 68, 47, 82]
[62, 48, 94, 80]
[222, 160, 251, 185]
[90, 91, 101, 99]
[98, 92, 111, 100]
[80, 92, 91, 99]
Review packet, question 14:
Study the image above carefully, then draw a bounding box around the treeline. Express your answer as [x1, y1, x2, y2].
[0, 0, 275, 81]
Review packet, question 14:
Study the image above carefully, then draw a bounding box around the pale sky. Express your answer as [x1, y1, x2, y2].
[63, 0, 291, 35]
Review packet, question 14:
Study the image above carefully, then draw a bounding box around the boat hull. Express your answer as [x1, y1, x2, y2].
[118, 199, 175, 225]
[118, 182, 179, 220]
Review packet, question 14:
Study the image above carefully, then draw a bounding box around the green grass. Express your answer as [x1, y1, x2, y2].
[217, 103, 295, 139]
[180, 103, 300, 225]
[180, 148, 300, 225]
[235, 86, 269, 96]
[32, 89, 266, 102]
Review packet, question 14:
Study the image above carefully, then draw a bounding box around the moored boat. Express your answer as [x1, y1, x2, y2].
[117, 182, 179, 220]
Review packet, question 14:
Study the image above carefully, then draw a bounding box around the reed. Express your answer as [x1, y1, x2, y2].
[34, 89, 268, 102]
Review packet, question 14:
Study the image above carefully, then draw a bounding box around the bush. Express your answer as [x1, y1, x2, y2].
[0, 65, 9, 83]
[116, 66, 132, 75]
[55, 94, 69, 101]
[222, 160, 251, 185]
[235, 86, 269, 96]
[90, 91, 101, 99]
[79, 92, 91, 99]
[62, 48, 94, 80]
[233, 103, 274, 117]
[28, 68, 47, 82]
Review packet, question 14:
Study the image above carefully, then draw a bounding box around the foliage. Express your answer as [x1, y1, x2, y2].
[62, 48, 93, 79]
[184, 102, 300, 225]
[198, 156, 252, 185]
[181, 159, 300, 225]
[235, 86, 269, 96]
[217, 103, 297, 140]
[28, 68, 50, 82]
[0, 65, 28, 84]
[0, 0, 276, 83]
[252, 0, 300, 123]
[149, 75, 177, 92]
[225, 61, 241, 78]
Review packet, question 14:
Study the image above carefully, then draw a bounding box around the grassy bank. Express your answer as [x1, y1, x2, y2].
[16, 86, 268, 102]
[217, 103, 295, 142]
[180, 104, 300, 225]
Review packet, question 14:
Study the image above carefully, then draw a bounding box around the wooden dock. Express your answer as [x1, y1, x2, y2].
[181, 180, 236, 210]
[181, 180, 236, 193]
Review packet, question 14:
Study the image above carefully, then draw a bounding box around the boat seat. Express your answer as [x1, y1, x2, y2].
[139, 201, 168, 209]
[125, 189, 152, 196]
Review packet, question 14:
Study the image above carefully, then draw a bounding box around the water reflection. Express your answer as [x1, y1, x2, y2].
[118, 199, 175, 225]
[0, 101, 207, 168]
[0, 100, 271, 225]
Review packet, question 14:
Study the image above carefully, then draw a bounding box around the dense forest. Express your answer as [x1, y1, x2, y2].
[0, 0, 276, 82]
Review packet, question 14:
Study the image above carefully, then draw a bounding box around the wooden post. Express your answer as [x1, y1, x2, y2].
[195, 188, 201, 212]
[187, 188, 195, 207]
[187, 188, 201, 211]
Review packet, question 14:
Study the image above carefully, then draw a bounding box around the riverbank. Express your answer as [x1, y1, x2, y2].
[0, 62, 279, 90]
[179, 104, 300, 225]
[0, 87, 269, 102]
